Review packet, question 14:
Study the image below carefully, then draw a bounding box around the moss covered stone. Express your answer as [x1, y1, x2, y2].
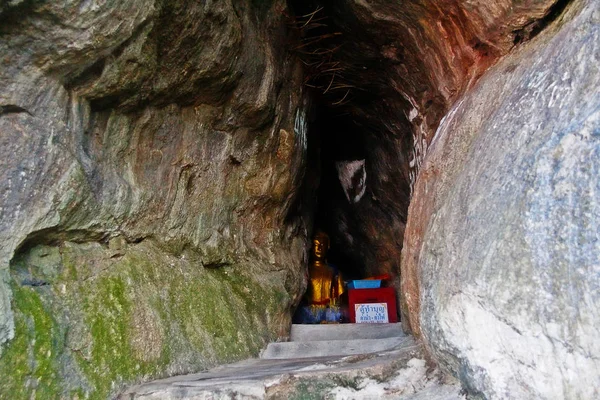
[2, 239, 292, 399]
[0, 284, 63, 399]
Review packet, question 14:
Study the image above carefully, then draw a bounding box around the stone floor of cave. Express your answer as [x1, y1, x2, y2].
[120, 323, 464, 399]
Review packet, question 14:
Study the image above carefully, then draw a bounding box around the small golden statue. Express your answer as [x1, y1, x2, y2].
[306, 231, 345, 307]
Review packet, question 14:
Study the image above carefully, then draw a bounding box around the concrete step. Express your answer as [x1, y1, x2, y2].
[290, 322, 404, 342]
[120, 337, 465, 400]
[260, 335, 413, 359]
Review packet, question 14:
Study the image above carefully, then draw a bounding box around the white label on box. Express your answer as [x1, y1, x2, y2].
[355, 303, 389, 324]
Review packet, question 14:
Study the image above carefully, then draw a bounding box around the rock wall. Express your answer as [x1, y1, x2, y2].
[402, 0, 600, 397]
[0, 0, 311, 397]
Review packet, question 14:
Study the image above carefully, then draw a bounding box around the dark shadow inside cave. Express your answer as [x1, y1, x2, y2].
[288, 0, 415, 324]
[292, 96, 413, 324]
[312, 106, 368, 282]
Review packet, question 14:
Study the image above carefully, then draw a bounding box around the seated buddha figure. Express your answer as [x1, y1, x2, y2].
[306, 231, 345, 308]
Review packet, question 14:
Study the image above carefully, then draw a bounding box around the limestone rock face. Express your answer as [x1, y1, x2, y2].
[402, 0, 600, 397]
[0, 0, 309, 397]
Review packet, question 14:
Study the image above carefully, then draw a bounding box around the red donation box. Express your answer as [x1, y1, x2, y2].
[348, 287, 398, 323]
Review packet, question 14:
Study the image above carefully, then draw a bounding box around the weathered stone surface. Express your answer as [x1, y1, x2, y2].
[0, 0, 310, 397]
[402, 0, 600, 397]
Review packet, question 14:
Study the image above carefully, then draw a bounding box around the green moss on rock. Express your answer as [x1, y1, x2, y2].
[287, 378, 336, 400]
[0, 284, 63, 399]
[76, 275, 163, 399]
[2, 239, 292, 399]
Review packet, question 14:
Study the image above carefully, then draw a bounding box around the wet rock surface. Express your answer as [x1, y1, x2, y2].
[402, 0, 600, 397]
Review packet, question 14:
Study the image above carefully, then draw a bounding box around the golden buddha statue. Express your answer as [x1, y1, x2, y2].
[306, 231, 345, 307]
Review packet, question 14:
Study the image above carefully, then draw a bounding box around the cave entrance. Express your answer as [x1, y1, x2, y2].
[288, 0, 413, 326]
[292, 103, 403, 325]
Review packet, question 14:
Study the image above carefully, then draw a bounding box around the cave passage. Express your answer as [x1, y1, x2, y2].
[288, 0, 416, 325]
[288, 0, 582, 330]
[293, 85, 412, 325]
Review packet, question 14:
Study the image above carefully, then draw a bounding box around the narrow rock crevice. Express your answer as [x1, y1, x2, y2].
[512, 0, 573, 45]
[0, 104, 33, 117]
